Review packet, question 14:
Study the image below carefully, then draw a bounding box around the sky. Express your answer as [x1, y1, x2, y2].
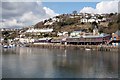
[0, 1, 119, 28]
[42, 2, 97, 14]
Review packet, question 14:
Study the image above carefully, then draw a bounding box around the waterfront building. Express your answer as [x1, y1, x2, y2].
[66, 33, 110, 45]
[112, 30, 120, 40]
[18, 38, 34, 43]
[65, 27, 110, 45]
[51, 26, 110, 45]
[109, 30, 120, 46]
[51, 37, 62, 43]
[34, 37, 52, 43]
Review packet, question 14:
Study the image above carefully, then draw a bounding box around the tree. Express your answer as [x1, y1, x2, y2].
[44, 20, 47, 23]
[109, 13, 114, 17]
[43, 34, 49, 37]
[72, 10, 77, 15]
[98, 16, 103, 19]
[48, 18, 52, 22]
[91, 22, 98, 29]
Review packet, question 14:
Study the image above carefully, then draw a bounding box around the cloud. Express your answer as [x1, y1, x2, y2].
[1, 2, 45, 19]
[43, 7, 59, 17]
[80, 1, 119, 14]
[1, 19, 24, 28]
[80, 7, 96, 13]
[1, 2, 58, 28]
[20, 12, 39, 22]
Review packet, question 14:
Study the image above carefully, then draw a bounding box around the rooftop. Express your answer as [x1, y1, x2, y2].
[115, 30, 120, 36]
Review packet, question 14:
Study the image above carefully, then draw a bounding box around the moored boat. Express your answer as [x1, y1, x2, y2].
[3, 45, 8, 48]
[85, 48, 91, 51]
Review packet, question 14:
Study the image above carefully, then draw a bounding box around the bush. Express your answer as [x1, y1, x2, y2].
[57, 18, 75, 26]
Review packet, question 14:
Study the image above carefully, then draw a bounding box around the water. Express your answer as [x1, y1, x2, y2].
[1, 47, 118, 78]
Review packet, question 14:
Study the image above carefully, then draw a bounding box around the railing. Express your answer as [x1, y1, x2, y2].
[66, 38, 103, 42]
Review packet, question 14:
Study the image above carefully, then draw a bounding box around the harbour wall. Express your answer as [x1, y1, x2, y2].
[27, 43, 119, 52]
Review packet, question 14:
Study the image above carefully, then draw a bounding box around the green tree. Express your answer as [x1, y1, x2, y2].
[98, 16, 103, 19]
[91, 22, 98, 29]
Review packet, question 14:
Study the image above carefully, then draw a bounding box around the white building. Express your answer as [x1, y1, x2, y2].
[52, 17, 60, 22]
[44, 22, 54, 26]
[80, 18, 88, 23]
[88, 18, 96, 23]
[19, 38, 35, 43]
[102, 18, 107, 21]
[57, 32, 68, 37]
[70, 31, 82, 37]
[26, 28, 53, 33]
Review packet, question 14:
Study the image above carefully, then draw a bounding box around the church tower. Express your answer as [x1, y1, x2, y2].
[93, 26, 99, 35]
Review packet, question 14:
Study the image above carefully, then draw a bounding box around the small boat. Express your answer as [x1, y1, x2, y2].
[85, 48, 91, 51]
[3, 45, 8, 48]
[9, 44, 15, 48]
[3, 44, 16, 48]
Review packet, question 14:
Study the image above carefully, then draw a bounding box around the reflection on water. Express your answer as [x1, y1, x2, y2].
[0, 46, 2, 79]
[2, 47, 118, 78]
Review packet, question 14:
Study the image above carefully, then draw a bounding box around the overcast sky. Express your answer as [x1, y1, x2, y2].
[0, 1, 119, 28]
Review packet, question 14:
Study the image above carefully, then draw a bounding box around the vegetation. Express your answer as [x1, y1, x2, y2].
[58, 18, 76, 26]
[29, 13, 120, 34]
[2, 12, 120, 42]
[102, 13, 120, 33]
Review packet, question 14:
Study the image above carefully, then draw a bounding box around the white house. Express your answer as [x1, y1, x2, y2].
[57, 32, 63, 36]
[102, 18, 107, 21]
[19, 38, 35, 43]
[57, 31, 68, 37]
[70, 31, 82, 37]
[44, 21, 54, 26]
[80, 18, 88, 23]
[88, 18, 96, 23]
[26, 28, 53, 33]
[52, 17, 60, 22]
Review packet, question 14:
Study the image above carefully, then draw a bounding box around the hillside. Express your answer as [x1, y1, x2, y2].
[34, 13, 120, 33]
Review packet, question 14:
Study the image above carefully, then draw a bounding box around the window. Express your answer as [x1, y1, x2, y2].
[114, 37, 116, 40]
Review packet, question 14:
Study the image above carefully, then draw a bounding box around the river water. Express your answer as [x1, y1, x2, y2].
[1, 47, 118, 78]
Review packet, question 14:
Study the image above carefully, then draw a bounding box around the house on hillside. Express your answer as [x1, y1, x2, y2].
[57, 31, 69, 37]
[80, 18, 88, 23]
[52, 17, 60, 22]
[88, 18, 96, 23]
[26, 27, 53, 33]
[44, 21, 54, 26]
[70, 30, 82, 37]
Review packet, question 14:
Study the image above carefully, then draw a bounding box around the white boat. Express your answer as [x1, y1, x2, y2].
[85, 48, 91, 51]
[3, 45, 8, 48]
[3, 44, 16, 48]
[9, 44, 15, 48]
